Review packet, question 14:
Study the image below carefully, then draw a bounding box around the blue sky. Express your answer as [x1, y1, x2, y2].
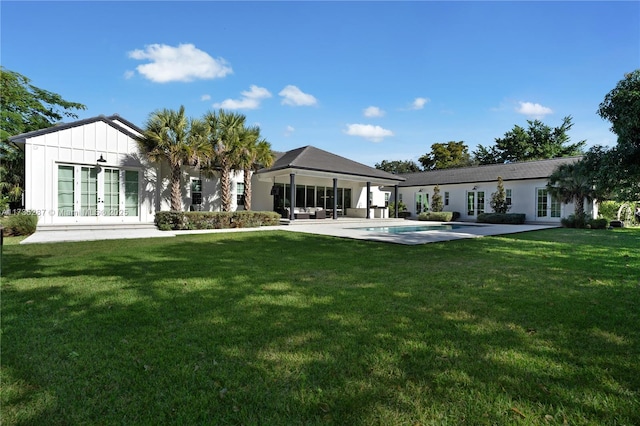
[2, 1, 639, 166]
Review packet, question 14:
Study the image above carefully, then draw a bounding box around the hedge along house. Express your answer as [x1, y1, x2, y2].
[9, 115, 403, 226]
[391, 156, 596, 223]
[250, 146, 405, 220]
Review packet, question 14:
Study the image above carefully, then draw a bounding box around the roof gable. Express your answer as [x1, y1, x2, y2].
[8, 114, 143, 143]
[258, 145, 404, 182]
[399, 156, 582, 187]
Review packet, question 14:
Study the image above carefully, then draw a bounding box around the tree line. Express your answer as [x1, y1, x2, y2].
[375, 116, 585, 174]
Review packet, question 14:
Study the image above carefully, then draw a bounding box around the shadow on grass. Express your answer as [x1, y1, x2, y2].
[2, 229, 639, 424]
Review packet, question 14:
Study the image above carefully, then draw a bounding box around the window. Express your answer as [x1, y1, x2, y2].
[125, 171, 139, 216]
[477, 191, 485, 215]
[103, 169, 119, 216]
[551, 196, 561, 218]
[81, 167, 97, 216]
[384, 192, 390, 207]
[295, 184, 305, 208]
[467, 192, 475, 215]
[444, 191, 449, 206]
[191, 179, 202, 206]
[237, 182, 245, 206]
[506, 189, 512, 206]
[537, 188, 549, 217]
[344, 188, 352, 209]
[58, 165, 75, 216]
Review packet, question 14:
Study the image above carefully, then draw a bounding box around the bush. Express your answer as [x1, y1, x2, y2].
[417, 211, 453, 221]
[2, 212, 39, 236]
[588, 218, 608, 229]
[477, 213, 526, 224]
[154, 211, 281, 231]
[561, 214, 589, 228]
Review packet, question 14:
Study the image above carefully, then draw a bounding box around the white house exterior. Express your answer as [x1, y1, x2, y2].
[9, 114, 592, 227]
[392, 156, 595, 223]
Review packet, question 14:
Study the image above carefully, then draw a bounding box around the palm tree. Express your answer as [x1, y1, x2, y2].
[138, 106, 211, 211]
[236, 126, 274, 211]
[202, 110, 245, 212]
[547, 162, 596, 217]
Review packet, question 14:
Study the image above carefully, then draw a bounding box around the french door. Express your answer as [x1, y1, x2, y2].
[57, 165, 139, 222]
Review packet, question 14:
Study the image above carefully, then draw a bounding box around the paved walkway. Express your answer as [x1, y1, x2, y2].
[19, 219, 557, 245]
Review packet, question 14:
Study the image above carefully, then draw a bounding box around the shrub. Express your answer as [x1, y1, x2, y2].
[598, 201, 621, 221]
[431, 185, 444, 212]
[477, 213, 526, 224]
[2, 212, 39, 236]
[417, 211, 453, 221]
[588, 218, 608, 229]
[561, 213, 589, 228]
[154, 211, 280, 231]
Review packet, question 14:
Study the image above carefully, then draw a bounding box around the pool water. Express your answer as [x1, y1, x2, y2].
[354, 224, 475, 234]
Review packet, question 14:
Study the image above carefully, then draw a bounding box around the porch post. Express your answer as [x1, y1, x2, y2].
[289, 173, 295, 220]
[333, 178, 338, 220]
[366, 181, 371, 219]
[394, 185, 399, 218]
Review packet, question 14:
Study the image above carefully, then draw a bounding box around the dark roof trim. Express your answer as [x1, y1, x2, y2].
[9, 114, 142, 143]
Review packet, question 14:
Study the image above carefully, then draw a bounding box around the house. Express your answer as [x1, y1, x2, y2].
[8, 115, 403, 226]
[9, 113, 593, 227]
[391, 156, 596, 223]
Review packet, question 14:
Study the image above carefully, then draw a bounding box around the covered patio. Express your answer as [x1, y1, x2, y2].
[252, 146, 405, 221]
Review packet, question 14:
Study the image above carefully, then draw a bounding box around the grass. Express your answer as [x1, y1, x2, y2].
[1, 228, 639, 425]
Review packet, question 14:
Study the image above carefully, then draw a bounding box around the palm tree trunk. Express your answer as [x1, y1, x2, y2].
[171, 163, 182, 211]
[243, 168, 252, 211]
[575, 196, 585, 217]
[220, 163, 231, 212]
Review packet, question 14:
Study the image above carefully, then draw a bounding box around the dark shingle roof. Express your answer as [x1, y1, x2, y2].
[399, 156, 582, 187]
[258, 145, 404, 182]
[8, 114, 143, 143]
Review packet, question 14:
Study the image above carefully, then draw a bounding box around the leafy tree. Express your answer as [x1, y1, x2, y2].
[474, 116, 585, 164]
[236, 125, 274, 211]
[431, 185, 444, 212]
[590, 70, 640, 201]
[490, 176, 510, 213]
[374, 159, 421, 174]
[547, 162, 596, 218]
[138, 106, 211, 211]
[419, 141, 474, 170]
[0, 67, 86, 207]
[202, 110, 246, 212]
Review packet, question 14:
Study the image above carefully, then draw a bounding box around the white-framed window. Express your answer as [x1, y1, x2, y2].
[444, 191, 450, 206]
[191, 179, 202, 206]
[536, 188, 561, 218]
[506, 189, 512, 206]
[236, 182, 245, 206]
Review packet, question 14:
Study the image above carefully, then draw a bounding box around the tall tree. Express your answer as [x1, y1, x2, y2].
[138, 106, 211, 211]
[547, 162, 596, 218]
[419, 141, 474, 170]
[374, 159, 421, 174]
[0, 67, 86, 207]
[474, 116, 585, 164]
[203, 110, 246, 212]
[591, 69, 640, 201]
[236, 125, 274, 211]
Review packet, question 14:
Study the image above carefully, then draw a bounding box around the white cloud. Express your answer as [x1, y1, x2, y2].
[123, 70, 135, 79]
[213, 85, 272, 110]
[363, 106, 385, 118]
[344, 123, 394, 142]
[284, 125, 295, 136]
[128, 43, 232, 83]
[201, 94, 211, 101]
[411, 97, 429, 110]
[279, 85, 318, 106]
[516, 101, 553, 118]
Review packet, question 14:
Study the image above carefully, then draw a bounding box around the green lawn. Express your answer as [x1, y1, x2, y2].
[1, 228, 639, 425]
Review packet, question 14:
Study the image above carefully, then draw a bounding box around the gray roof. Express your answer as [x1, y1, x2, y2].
[399, 156, 582, 187]
[8, 114, 144, 143]
[257, 145, 405, 182]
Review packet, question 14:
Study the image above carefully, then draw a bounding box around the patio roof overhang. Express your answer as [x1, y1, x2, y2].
[255, 166, 403, 187]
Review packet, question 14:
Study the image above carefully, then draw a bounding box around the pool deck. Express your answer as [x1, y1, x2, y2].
[19, 219, 558, 245]
[280, 219, 558, 245]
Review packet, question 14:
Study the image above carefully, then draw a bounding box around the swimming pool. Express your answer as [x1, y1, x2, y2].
[353, 224, 476, 234]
